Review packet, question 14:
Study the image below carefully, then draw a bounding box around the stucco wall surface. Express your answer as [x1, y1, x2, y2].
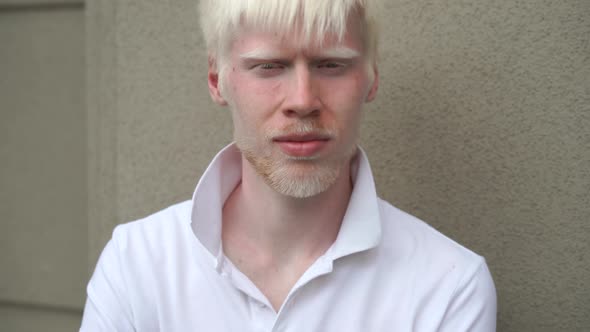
[367, 1, 590, 331]
[1, 1, 85, 329]
[87, 0, 589, 331]
[0, 0, 86, 314]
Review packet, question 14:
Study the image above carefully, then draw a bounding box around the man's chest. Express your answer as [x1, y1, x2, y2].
[126, 257, 450, 332]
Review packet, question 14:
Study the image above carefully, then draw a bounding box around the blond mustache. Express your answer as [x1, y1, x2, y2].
[265, 122, 336, 140]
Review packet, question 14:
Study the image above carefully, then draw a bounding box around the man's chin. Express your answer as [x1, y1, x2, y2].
[239, 144, 346, 198]
[265, 164, 341, 199]
[269, 179, 332, 199]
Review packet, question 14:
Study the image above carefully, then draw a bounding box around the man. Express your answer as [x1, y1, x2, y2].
[81, 0, 496, 330]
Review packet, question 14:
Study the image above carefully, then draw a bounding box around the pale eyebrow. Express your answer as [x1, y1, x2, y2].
[239, 48, 281, 60]
[315, 47, 360, 59]
[239, 46, 361, 61]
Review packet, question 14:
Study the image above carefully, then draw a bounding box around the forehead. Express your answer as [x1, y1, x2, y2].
[229, 18, 365, 57]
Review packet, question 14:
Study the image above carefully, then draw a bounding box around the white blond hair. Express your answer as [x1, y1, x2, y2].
[199, 0, 380, 62]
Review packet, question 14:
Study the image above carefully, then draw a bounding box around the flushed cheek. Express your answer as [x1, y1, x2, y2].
[321, 91, 364, 127]
[229, 74, 283, 114]
[319, 72, 369, 103]
[251, 78, 283, 97]
[321, 82, 366, 142]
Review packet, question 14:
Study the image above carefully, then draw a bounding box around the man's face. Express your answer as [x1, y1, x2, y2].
[209, 15, 378, 198]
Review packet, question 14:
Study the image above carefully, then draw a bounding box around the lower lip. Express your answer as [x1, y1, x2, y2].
[276, 140, 329, 157]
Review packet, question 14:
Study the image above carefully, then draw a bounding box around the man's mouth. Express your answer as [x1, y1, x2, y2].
[273, 134, 331, 157]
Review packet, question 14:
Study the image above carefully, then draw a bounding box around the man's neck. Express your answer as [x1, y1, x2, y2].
[221, 156, 353, 310]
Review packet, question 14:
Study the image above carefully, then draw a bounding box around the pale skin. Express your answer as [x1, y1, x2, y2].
[207, 16, 379, 311]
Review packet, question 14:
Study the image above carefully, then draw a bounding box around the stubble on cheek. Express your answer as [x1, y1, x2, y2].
[232, 118, 274, 180]
[242, 148, 275, 181]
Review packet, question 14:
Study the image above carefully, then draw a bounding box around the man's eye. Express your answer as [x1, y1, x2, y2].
[257, 63, 283, 70]
[251, 63, 285, 77]
[318, 62, 342, 69]
[316, 61, 348, 74]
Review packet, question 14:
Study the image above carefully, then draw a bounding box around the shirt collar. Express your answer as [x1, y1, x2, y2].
[190, 143, 382, 265]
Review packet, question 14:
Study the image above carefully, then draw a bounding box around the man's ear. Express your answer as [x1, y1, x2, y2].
[365, 65, 379, 103]
[208, 56, 228, 106]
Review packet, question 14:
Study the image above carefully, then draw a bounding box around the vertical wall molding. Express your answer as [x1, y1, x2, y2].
[86, 0, 118, 269]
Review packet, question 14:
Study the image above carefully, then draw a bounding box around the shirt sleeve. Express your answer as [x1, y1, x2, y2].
[438, 259, 497, 332]
[80, 230, 135, 331]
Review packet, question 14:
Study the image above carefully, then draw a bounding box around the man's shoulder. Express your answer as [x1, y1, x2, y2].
[376, 198, 484, 269]
[110, 200, 193, 251]
[370, 199, 496, 331]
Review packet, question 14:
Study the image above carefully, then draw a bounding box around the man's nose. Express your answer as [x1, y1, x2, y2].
[283, 65, 321, 118]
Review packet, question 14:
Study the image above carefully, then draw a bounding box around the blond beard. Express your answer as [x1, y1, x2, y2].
[236, 123, 357, 198]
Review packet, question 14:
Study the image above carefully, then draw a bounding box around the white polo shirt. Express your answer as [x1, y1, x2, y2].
[81, 144, 496, 331]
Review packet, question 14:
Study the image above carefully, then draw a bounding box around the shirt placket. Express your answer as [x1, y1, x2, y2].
[219, 253, 336, 332]
[219, 257, 278, 331]
[249, 297, 276, 332]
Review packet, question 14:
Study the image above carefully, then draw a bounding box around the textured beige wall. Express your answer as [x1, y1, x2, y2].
[87, 0, 233, 260]
[0, 304, 82, 332]
[367, 1, 590, 330]
[0, 1, 85, 330]
[87, 0, 589, 331]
